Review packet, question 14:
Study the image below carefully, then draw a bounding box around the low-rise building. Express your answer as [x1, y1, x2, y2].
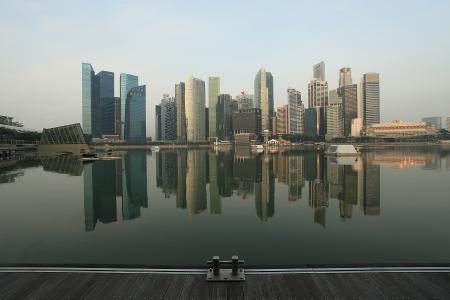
[367, 120, 436, 137]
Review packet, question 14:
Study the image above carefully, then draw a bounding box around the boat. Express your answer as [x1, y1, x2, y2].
[150, 146, 160, 152]
[325, 144, 360, 157]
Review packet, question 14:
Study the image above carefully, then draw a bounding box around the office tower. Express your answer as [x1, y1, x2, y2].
[82, 63, 95, 135]
[287, 88, 304, 134]
[338, 84, 358, 136]
[254, 68, 274, 131]
[120, 74, 139, 138]
[308, 79, 328, 108]
[276, 105, 289, 135]
[124, 85, 146, 143]
[313, 61, 325, 81]
[154, 105, 162, 141]
[208, 77, 220, 138]
[232, 108, 262, 136]
[422, 117, 442, 130]
[205, 108, 209, 139]
[272, 113, 278, 135]
[446, 116, 450, 130]
[114, 97, 121, 136]
[339, 67, 352, 87]
[362, 73, 380, 130]
[175, 82, 186, 142]
[236, 91, 253, 110]
[216, 94, 232, 140]
[326, 89, 344, 139]
[81, 63, 115, 137]
[304, 107, 326, 136]
[96, 71, 115, 136]
[185, 76, 206, 142]
[160, 94, 177, 141]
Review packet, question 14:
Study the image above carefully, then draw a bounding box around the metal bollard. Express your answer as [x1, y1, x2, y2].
[212, 256, 220, 276]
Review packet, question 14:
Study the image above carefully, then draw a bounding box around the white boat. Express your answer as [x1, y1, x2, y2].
[325, 144, 360, 157]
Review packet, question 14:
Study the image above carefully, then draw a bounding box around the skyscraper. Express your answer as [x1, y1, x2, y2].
[313, 61, 325, 81]
[216, 94, 232, 140]
[208, 77, 220, 138]
[185, 76, 206, 142]
[175, 82, 186, 142]
[326, 89, 344, 139]
[81, 63, 115, 137]
[97, 71, 115, 136]
[422, 117, 441, 131]
[124, 85, 146, 143]
[287, 88, 304, 134]
[304, 107, 326, 137]
[254, 68, 274, 131]
[276, 105, 289, 135]
[338, 84, 358, 136]
[160, 94, 177, 141]
[82, 63, 95, 135]
[236, 91, 253, 110]
[362, 73, 380, 130]
[339, 67, 352, 87]
[308, 79, 328, 108]
[114, 97, 121, 136]
[155, 105, 161, 141]
[120, 74, 139, 138]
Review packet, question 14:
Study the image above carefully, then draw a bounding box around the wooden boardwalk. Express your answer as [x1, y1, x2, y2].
[1, 271, 450, 299]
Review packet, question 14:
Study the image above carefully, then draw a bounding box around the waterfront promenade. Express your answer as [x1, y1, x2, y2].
[1, 269, 450, 299]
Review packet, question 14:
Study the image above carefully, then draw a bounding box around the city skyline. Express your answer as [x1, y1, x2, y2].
[1, 1, 450, 137]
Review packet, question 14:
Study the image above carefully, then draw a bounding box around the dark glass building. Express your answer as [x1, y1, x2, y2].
[216, 94, 232, 140]
[338, 84, 358, 136]
[304, 107, 326, 136]
[124, 85, 146, 143]
[232, 108, 262, 137]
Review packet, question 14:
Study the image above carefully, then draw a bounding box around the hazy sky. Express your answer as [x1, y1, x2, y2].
[1, 0, 449, 136]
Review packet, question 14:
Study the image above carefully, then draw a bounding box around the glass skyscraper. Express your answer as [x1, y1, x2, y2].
[254, 68, 274, 131]
[208, 77, 220, 138]
[81, 63, 115, 137]
[120, 74, 139, 138]
[124, 85, 146, 143]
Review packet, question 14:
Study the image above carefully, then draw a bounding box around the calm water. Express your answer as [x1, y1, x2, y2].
[1, 147, 450, 267]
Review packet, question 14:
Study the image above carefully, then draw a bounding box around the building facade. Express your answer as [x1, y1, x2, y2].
[338, 84, 358, 136]
[308, 79, 328, 108]
[154, 105, 162, 141]
[236, 91, 253, 110]
[367, 120, 436, 136]
[160, 94, 177, 141]
[287, 88, 304, 134]
[276, 105, 289, 135]
[254, 68, 274, 131]
[446, 117, 450, 131]
[208, 77, 220, 138]
[232, 108, 262, 136]
[185, 76, 206, 142]
[120, 74, 139, 138]
[124, 85, 146, 143]
[175, 82, 186, 142]
[305, 107, 326, 137]
[326, 89, 344, 139]
[81, 63, 115, 137]
[313, 61, 325, 81]
[339, 67, 352, 87]
[114, 97, 121, 136]
[422, 117, 442, 130]
[216, 94, 232, 141]
[362, 73, 380, 130]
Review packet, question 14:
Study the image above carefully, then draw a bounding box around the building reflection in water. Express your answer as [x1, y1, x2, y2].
[83, 150, 148, 231]
[153, 149, 386, 225]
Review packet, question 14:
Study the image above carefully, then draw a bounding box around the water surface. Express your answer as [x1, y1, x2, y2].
[1, 147, 450, 267]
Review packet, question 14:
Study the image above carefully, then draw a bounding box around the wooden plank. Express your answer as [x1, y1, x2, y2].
[1, 271, 450, 300]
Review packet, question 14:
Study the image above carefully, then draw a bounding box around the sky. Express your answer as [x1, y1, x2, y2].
[1, 0, 450, 136]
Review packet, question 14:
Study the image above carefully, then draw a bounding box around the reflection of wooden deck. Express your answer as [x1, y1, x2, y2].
[1, 270, 450, 299]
